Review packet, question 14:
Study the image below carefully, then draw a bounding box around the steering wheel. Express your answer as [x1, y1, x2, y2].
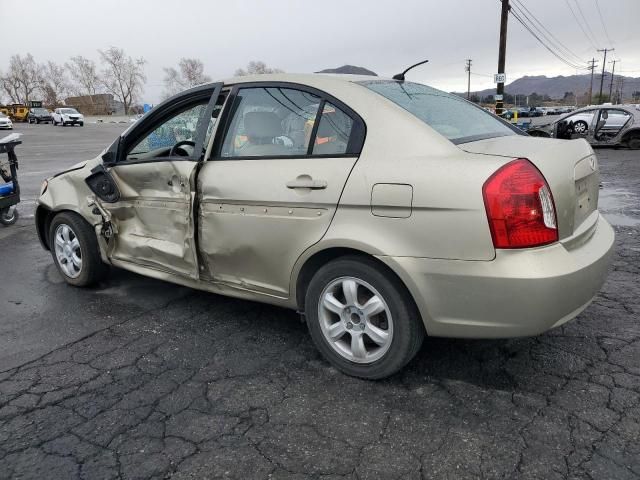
[169, 140, 195, 157]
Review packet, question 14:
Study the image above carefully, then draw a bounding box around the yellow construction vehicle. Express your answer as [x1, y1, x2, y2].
[0, 102, 40, 122]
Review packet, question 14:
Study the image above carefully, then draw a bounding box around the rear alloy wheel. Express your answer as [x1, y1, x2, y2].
[627, 135, 640, 150]
[49, 212, 108, 286]
[573, 120, 588, 135]
[305, 256, 424, 379]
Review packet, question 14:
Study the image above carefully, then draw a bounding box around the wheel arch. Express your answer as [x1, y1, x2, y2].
[621, 128, 640, 142]
[293, 246, 425, 331]
[36, 205, 96, 251]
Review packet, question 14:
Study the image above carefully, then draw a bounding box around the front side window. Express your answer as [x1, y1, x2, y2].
[127, 102, 208, 159]
[221, 87, 322, 158]
[358, 80, 517, 144]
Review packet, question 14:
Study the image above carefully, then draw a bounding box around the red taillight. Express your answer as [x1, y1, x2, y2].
[483, 158, 558, 249]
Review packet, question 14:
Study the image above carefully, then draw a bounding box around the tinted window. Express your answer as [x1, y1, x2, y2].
[221, 87, 321, 158]
[359, 80, 517, 144]
[312, 103, 353, 155]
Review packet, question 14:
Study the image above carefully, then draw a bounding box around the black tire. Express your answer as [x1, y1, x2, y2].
[79, 122, 84, 127]
[48, 211, 109, 287]
[36, 119, 40, 124]
[573, 120, 588, 135]
[305, 256, 425, 379]
[626, 135, 640, 150]
[0, 206, 19, 225]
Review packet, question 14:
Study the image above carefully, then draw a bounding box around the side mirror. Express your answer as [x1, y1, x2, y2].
[101, 137, 121, 166]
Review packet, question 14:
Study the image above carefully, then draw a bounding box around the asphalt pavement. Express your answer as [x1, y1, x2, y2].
[0, 122, 639, 479]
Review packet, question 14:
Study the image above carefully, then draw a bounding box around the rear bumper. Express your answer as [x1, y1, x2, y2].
[378, 213, 615, 338]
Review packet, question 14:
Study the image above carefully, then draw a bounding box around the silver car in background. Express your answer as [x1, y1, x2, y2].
[529, 104, 640, 149]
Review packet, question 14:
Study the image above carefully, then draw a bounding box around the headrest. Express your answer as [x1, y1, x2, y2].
[244, 111, 282, 139]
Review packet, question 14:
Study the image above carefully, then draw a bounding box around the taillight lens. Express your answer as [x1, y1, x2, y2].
[483, 158, 558, 249]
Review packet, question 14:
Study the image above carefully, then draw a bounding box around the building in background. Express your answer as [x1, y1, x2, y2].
[63, 94, 124, 115]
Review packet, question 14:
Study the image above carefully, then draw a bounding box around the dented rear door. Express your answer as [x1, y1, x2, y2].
[196, 84, 365, 297]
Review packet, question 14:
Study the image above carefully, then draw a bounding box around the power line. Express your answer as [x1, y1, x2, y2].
[572, 0, 600, 47]
[564, 0, 598, 50]
[511, 0, 586, 65]
[594, 0, 613, 46]
[509, 8, 588, 70]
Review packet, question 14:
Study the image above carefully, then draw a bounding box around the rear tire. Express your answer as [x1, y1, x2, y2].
[626, 134, 640, 150]
[305, 256, 424, 379]
[0, 206, 19, 225]
[48, 212, 109, 287]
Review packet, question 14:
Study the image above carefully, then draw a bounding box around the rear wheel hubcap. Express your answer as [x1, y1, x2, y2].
[318, 277, 393, 364]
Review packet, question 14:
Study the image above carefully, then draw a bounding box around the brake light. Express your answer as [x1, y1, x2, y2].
[482, 158, 558, 249]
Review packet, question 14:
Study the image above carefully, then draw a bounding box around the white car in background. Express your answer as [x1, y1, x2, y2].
[52, 108, 84, 127]
[0, 113, 13, 130]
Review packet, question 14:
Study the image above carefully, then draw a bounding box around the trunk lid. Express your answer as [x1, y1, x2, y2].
[461, 136, 599, 239]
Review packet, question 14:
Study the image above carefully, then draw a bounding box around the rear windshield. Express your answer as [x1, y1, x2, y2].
[358, 80, 519, 144]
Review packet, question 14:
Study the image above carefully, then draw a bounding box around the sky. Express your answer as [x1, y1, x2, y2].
[1, 0, 639, 103]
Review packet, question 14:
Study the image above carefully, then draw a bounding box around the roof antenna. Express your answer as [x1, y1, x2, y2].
[392, 59, 429, 81]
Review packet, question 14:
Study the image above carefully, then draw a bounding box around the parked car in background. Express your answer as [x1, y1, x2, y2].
[35, 74, 614, 379]
[0, 113, 13, 130]
[528, 104, 640, 149]
[0, 112, 13, 130]
[28, 108, 53, 124]
[52, 108, 84, 127]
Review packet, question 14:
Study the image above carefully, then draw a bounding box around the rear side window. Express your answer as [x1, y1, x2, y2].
[221, 87, 321, 158]
[359, 80, 518, 144]
[312, 103, 353, 155]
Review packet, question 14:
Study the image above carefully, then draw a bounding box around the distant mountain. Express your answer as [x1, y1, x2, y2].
[461, 74, 640, 101]
[316, 65, 378, 76]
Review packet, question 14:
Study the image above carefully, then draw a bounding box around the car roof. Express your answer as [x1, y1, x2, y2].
[218, 72, 389, 87]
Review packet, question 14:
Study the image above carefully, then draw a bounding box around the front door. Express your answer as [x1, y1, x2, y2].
[197, 84, 365, 297]
[102, 84, 221, 278]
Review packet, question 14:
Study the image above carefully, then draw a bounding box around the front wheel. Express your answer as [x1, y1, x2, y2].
[0, 206, 19, 225]
[49, 212, 108, 286]
[305, 256, 424, 379]
[573, 120, 588, 135]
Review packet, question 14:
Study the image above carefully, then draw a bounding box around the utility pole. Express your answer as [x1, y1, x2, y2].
[597, 48, 614, 104]
[608, 59, 617, 103]
[465, 59, 472, 100]
[587, 58, 598, 105]
[496, 0, 509, 115]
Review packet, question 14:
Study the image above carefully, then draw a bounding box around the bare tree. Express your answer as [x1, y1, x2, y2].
[234, 60, 283, 76]
[0, 54, 42, 104]
[39, 61, 69, 106]
[98, 47, 146, 115]
[162, 57, 211, 99]
[66, 55, 100, 96]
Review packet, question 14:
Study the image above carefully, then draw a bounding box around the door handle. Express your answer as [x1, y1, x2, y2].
[286, 178, 327, 190]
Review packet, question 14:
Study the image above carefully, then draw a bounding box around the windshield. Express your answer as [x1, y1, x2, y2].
[61, 108, 79, 114]
[358, 80, 519, 144]
[33, 108, 48, 114]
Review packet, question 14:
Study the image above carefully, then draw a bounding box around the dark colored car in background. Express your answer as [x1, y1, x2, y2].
[27, 108, 53, 124]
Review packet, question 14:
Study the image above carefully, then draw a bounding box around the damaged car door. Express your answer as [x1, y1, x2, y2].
[197, 84, 365, 297]
[98, 84, 222, 278]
